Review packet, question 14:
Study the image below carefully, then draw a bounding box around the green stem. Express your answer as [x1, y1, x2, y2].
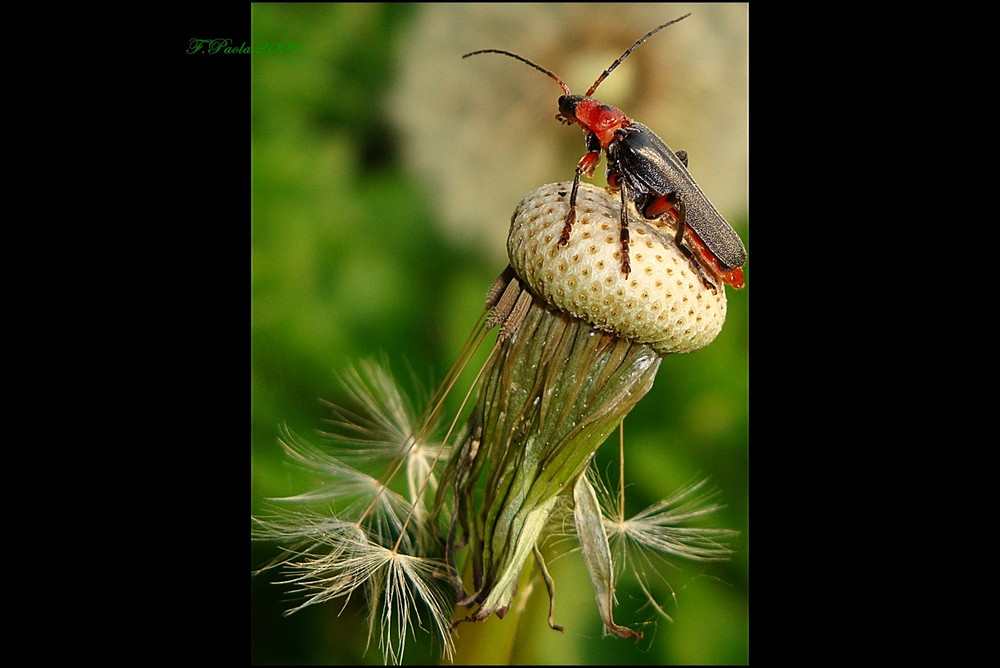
[446, 559, 538, 664]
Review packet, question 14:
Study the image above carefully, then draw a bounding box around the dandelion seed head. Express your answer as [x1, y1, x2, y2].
[509, 182, 728, 355]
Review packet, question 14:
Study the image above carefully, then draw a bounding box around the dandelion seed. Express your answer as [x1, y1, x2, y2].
[319, 360, 451, 507]
[607, 478, 737, 561]
[270, 424, 421, 551]
[253, 506, 455, 663]
[591, 470, 737, 621]
[252, 514, 373, 610]
[369, 549, 456, 664]
[253, 354, 470, 664]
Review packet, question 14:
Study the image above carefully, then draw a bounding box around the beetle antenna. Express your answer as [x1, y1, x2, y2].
[463, 49, 572, 96]
[584, 13, 691, 97]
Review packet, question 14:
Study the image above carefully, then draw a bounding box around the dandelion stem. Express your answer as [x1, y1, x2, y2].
[618, 421, 626, 523]
[448, 556, 541, 664]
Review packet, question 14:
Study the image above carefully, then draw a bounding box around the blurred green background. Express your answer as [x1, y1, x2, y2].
[251, 3, 748, 664]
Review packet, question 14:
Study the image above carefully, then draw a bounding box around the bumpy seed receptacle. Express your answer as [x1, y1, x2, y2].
[508, 181, 727, 355]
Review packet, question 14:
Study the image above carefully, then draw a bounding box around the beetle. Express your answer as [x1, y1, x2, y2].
[464, 13, 746, 291]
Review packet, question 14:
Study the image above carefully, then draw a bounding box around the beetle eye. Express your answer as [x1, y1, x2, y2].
[557, 95, 579, 118]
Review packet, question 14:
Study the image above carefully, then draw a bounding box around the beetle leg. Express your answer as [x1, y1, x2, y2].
[560, 149, 601, 247]
[670, 197, 719, 293]
[636, 192, 719, 293]
[559, 173, 580, 247]
[619, 186, 631, 277]
[671, 196, 686, 248]
[687, 255, 719, 294]
[673, 230, 720, 293]
[675, 149, 688, 167]
[690, 264, 719, 293]
[635, 192, 688, 248]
